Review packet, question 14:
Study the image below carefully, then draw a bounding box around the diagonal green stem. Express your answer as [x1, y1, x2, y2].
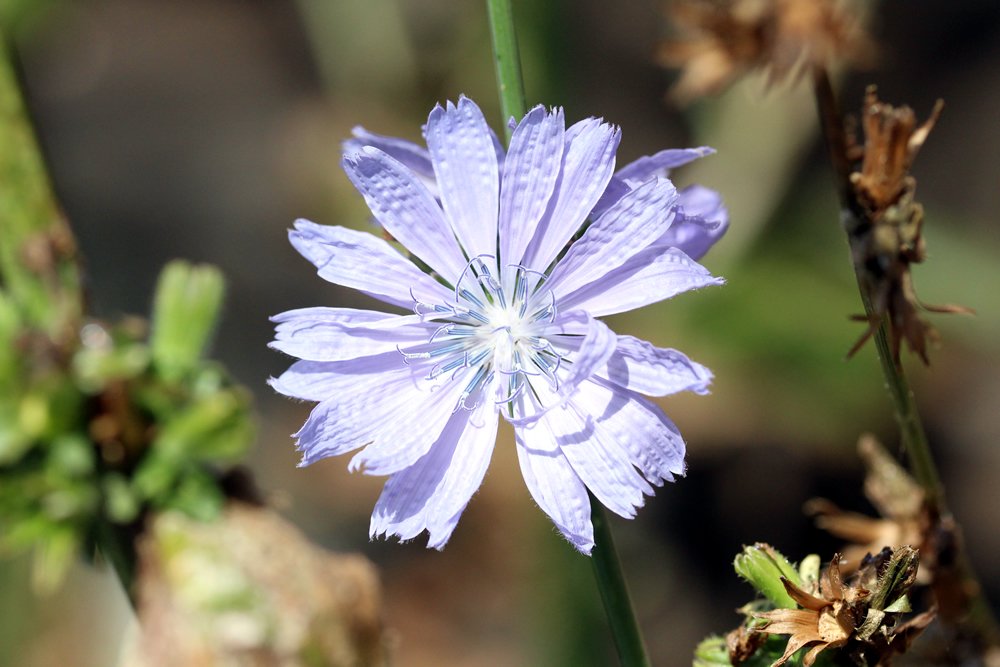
[590, 494, 653, 667]
[812, 65, 1000, 647]
[486, 0, 527, 142]
[811, 67, 944, 510]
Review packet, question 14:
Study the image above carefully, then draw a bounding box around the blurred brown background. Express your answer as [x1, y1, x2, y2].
[2, 0, 999, 665]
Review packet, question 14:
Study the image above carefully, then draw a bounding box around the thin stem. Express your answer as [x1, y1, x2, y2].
[812, 65, 1000, 646]
[811, 66, 943, 510]
[95, 518, 139, 607]
[486, 0, 527, 143]
[590, 493, 653, 667]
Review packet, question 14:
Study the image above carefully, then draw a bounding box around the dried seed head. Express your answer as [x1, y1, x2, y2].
[844, 87, 973, 365]
[747, 548, 930, 667]
[661, 0, 872, 103]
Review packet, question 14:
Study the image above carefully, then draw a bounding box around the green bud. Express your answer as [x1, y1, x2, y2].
[694, 636, 729, 667]
[798, 554, 821, 584]
[72, 342, 151, 393]
[150, 261, 225, 384]
[47, 433, 95, 478]
[167, 468, 224, 522]
[857, 546, 920, 640]
[734, 543, 802, 609]
[154, 389, 253, 463]
[102, 472, 140, 524]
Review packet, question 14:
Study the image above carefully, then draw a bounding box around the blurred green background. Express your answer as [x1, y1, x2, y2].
[2, 0, 999, 665]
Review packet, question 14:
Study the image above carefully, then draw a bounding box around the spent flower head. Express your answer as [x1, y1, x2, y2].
[844, 87, 973, 364]
[270, 96, 727, 553]
[661, 0, 872, 104]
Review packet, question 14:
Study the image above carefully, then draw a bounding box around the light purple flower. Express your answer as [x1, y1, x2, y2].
[271, 96, 726, 553]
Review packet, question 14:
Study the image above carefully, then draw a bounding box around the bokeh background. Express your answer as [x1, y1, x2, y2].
[2, 0, 999, 665]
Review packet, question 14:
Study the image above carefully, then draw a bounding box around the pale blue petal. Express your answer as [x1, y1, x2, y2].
[289, 220, 452, 309]
[348, 367, 479, 476]
[270, 308, 435, 362]
[615, 146, 715, 185]
[343, 126, 434, 179]
[515, 423, 594, 553]
[574, 377, 686, 486]
[269, 354, 408, 403]
[270, 353, 425, 465]
[499, 105, 565, 269]
[425, 96, 500, 260]
[591, 147, 716, 218]
[600, 335, 713, 396]
[521, 118, 621, 272]
[370, 399, 499, 548]
[546, 177, 679, 297]
[556, 245, 725, 317]
[656, 185, 730, 261]
[589, 175, 631, 219]
[536, 393, 653, 519]
[284, 356, 469, 470]
[343, 147, 467, 284]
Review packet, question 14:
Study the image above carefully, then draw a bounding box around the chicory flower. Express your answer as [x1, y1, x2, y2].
[271, 96, 726, 553]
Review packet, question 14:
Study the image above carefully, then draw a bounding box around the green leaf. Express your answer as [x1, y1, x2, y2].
[150, 261, 225, 384]
[166, 468, 224, 522]
[154, 388, 253, 463]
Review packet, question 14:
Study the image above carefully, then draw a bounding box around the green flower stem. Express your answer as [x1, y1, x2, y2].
[1, 28, 139, 601]
[94, 517, 138, 605]
[812, 65, 1000, 647]
[0, 30, 81, 335]
[590, 493, 653, 667]
[486, 0, 527, 143]
[485, 6, 652, 661]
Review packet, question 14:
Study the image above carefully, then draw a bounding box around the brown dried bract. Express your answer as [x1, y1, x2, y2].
[661, 0, 871, 103]
[752, 556, 868, 666]
[750, 548, 933, 667]
[805, 434, 933, 582]
[845, 87, 973, 365]
[728, 623, 768, 665]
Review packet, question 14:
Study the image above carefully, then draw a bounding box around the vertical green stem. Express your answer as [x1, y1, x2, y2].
[590, 494, 653, 667]
[486, 0, 527, 142]
[485, 3, 653, 662]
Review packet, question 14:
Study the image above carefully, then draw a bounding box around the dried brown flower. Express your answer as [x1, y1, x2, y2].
[844, 86, 973, 364]
[660, 0, 871, 103]
[747, 547, 933, 667]
[752, 556, 869, 666]
[805, 434, 933, 582]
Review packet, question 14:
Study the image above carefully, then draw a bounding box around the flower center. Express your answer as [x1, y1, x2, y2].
[401, 255, 566, 413]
